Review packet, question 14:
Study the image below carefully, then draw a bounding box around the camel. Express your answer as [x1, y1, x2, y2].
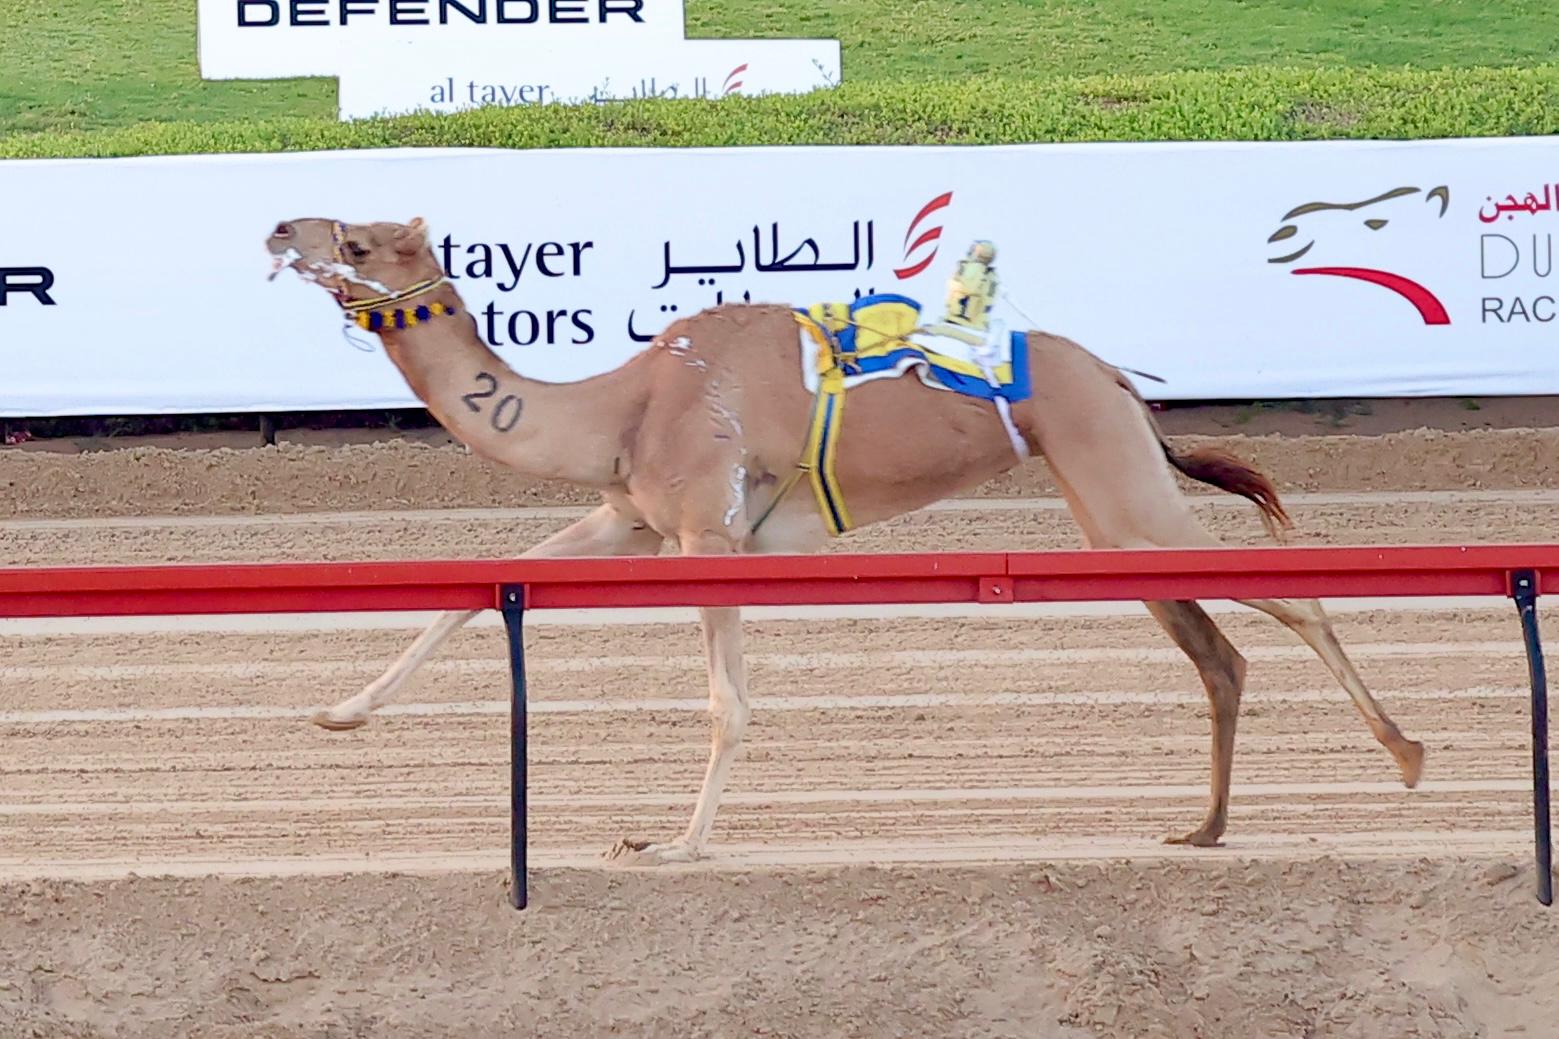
[265, 215, 1426, 865]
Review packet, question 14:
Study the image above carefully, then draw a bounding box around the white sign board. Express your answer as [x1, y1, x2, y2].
[197, 0, 841, 119]
[2, 137, 1558, 416]
[337, 41, 839, 118]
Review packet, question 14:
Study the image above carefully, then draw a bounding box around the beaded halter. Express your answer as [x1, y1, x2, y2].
[328, 221, 459, 332]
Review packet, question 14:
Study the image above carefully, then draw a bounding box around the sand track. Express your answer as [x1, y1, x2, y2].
[1, 488, 1548, 877]
[3, 431, 1558, 1036]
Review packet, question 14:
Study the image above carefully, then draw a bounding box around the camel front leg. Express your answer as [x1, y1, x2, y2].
[313, 503, 663, 729]
[607, 534, 750, 865]
[312, 608, 481, 730]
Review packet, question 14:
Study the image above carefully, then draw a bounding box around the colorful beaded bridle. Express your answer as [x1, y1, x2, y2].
[328, 221, 459, 332]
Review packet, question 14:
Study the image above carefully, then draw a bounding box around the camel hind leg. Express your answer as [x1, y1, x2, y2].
[1146, 599, 1248, 846]
[1019, 332, 1424, 841]
[1236, 596, 1425, 787]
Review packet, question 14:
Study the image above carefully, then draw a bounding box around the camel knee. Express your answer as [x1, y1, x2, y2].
[1243, 597, 1332, 639]
[1293, 607, 1336, 646]
[710, 699, 750, 749]
[1192, 638, 1246, 727]
[1206, 668, 1244, 721]
[1148, 600, 1246, 691]
[1225, 649, 1248, 693]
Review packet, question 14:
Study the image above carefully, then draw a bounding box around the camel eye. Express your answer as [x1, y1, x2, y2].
[347, 241, 370, 260]
[1365, 219, 1388, 230]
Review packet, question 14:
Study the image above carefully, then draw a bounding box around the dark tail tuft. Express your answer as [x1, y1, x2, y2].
[1164, 444, 1292, 539]
[1105, 364, 1293, 540]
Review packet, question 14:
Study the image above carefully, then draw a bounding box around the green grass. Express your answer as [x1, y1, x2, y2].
[691, 0, 1559, 80]
[0, 0, 330, 135]
[2, 0, 1557, 139]
[6, 66, 1558, 159]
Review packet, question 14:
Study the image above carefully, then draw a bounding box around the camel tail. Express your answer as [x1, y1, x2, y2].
[1105, 365, 1293, 540]
[1164, 444, 1292, 540]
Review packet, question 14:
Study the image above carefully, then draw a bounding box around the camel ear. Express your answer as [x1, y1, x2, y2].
[394, 217, 428, 255]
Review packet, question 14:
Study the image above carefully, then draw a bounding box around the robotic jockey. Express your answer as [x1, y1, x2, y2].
[943, 240, 998, 331]
[923, 240, 1000, 346]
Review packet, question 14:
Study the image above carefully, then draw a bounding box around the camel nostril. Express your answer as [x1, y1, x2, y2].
[274, 222, 294, 239]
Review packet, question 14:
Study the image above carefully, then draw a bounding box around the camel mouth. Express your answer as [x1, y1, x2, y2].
[262, 238, 396, 297]
[265, 221, 327, 283]
[265, 225, 298, 282]
[267, 245, 304, 283]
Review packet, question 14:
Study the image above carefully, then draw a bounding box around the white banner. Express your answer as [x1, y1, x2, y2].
[197, 0, 840, 118]
[2, 137, 1558, 417]
[337, 40, 839, 119]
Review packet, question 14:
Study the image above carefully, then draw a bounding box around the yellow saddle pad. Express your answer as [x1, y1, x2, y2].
[780, 294, 1031, 537]
[793, 294, 1030, 403]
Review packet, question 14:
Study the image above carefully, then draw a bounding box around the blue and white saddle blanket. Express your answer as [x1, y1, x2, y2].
[785, 293, 1032, 537]
[793, 293, 1031, 404]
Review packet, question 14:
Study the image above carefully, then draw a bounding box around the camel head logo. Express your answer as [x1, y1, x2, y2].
[1267, 185, 1452, 325]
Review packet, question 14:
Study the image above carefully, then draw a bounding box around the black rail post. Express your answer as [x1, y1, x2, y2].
[500, 585, 529, 910]
[1512, 569, 1553, 907]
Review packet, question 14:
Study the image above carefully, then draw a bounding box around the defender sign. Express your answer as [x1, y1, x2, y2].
[198, 0, 841, 119]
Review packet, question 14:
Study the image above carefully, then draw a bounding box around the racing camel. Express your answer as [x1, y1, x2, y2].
[266, 216, 1425, 865]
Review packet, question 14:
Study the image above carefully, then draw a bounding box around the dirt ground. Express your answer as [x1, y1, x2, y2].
[3, 860, 1554, 1039]
[3, 398, 1559, 1037]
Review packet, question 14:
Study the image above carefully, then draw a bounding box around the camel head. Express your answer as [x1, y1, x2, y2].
[266, 217, 443, 306]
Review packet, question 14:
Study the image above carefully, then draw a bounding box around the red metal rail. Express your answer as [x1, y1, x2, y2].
[4, 544, 1559, 616]
[2, 544, 1552, 909]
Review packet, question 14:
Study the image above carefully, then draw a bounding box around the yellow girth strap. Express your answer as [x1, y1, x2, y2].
[791, 313, 854, 537]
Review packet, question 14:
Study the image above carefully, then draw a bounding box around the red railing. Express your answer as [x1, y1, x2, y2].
[4, 544, 1553, 908]
[8, 544, 1559, 615]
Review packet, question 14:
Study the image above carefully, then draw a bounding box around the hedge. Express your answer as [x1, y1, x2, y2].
[3, 65, 1558, 160]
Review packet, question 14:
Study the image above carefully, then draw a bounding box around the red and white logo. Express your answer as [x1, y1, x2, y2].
[895, 191, 953, 280]
[1268, 185, 1452, 325]
[722, 64, 748, 97]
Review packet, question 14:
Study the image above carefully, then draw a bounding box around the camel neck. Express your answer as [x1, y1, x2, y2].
[373, 287, 644, 488]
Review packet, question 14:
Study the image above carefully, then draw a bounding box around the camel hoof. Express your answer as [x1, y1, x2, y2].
[1397, 740, 1427, 789]
[1164, 830, 1225, 848]
[604, 837, 650, 861]
[311, 710, 368, 732]
[602, 837, 698, 867]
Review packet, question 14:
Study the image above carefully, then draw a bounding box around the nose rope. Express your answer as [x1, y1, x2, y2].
[340, 325, 378, 353]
